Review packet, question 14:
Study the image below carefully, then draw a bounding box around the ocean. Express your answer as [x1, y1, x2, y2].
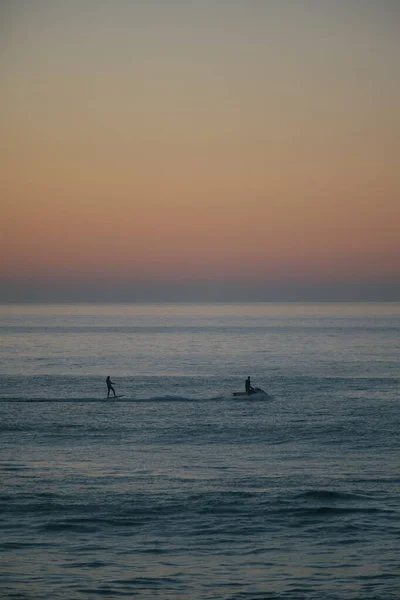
[0, 302, 399, 600]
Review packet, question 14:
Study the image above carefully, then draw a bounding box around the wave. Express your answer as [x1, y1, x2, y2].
[0, 392, 272, 403]
[0, 394, 225, 404]
[295, 489, 369, 501]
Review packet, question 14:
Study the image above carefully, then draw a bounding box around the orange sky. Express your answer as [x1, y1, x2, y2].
[1, 1, 399, 301]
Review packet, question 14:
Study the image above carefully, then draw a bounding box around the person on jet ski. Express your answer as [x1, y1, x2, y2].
[245, 376, 255, 395]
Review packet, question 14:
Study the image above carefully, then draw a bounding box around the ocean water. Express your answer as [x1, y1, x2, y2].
[0, 302, 399, 600]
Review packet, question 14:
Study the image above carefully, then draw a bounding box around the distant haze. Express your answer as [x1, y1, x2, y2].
[1, 1, 399, 302]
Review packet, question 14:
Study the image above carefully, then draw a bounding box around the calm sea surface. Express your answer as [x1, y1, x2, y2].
[0, 303, 399, 599]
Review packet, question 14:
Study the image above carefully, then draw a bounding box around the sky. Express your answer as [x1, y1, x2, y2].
[1, 0, 399, 302]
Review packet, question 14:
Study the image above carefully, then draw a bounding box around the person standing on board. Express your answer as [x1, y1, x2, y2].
[106, 376, 116, 398]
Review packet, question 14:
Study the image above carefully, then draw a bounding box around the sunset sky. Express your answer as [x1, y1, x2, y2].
[1, 0, 399, 301]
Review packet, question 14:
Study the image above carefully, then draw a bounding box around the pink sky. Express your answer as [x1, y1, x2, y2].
[1, 1, 399, 301]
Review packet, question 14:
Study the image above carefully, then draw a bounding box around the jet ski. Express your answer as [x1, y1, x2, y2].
[232, 387, 267, 397]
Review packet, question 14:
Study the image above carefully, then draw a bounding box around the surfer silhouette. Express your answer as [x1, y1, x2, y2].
[106, 376, 116, 398]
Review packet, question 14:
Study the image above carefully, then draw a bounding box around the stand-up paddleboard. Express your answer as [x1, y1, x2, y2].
[108, 395, 125, 399]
